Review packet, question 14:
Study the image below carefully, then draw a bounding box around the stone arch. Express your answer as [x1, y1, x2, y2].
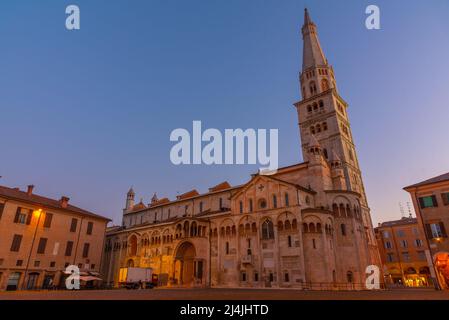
[128, 234, 138, 256]
[173, 241, 197, 287]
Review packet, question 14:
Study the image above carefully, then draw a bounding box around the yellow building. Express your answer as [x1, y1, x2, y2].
[0, 184, 110, 291]
[404, 172, 449, 289]
[375, 217, 430, 287]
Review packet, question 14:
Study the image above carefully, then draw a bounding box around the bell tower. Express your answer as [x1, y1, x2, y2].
[294, 8, 379, 265]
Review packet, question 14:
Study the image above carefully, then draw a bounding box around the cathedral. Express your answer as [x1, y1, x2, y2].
[102, 9, 381, 290]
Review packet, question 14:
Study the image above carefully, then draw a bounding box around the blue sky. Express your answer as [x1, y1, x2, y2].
[0, 0, 448, 225]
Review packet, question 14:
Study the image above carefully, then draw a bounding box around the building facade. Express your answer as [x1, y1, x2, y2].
[404, 172, 449, 289]
[102, 9, 381, 290]
[0, 184, 110, 291]
[374, 217, 430, 287]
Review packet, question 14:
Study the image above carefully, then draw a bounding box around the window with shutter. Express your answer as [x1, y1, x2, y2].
[26, 209, 33, 225]
[86, 222, 93, 235]
[37, 238, 48, 254]
[10, 234, 23, 252]
[70, 218, 78, 232]
[419, 196, 438, 208]
[0, 203, 4, 220]
[441, 193, 449, 206]
[43, 213, 53, 228]
[65, 241, 74, 256]
[439, 222, 447, 238]
[82, 243, 90, 258]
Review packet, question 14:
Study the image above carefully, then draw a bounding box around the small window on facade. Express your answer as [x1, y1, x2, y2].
[284, 273, 290, 282]
[239, 201, 243, 213]
[285, 193, 289, 207]
[87, 222, 94, 235]
[254, 272, 259, 282]
[341, 224, 347, 236]
[249, 199, 253, 212]
[43, 213, 53, 228]
[70, 218, 78, 232]
[419, 196, 438, 209]
[288, 235, 292, 247]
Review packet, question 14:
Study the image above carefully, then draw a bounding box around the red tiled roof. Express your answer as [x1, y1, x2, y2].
[150, 197, 170, 207]
[0, 185, 110, 221]
[176, 189, 200, 200]
[404, 172, 449, 190]
[209, 181, 231, 192]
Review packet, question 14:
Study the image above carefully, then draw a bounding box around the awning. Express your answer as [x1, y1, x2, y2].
[88, 271, 101, 276]
[79, 276, 102, 282]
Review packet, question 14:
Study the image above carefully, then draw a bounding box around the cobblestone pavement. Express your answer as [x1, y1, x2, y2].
[0, 287, 448, 300]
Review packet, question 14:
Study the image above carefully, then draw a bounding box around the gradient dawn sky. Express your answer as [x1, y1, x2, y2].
[0, 0, 448, 226]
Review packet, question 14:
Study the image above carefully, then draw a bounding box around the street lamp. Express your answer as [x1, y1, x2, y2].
[22, 209, 44, 290]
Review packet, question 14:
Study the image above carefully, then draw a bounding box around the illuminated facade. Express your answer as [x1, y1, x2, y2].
[0, 185, 109, 291]
[102, 9, 380, 290]
[404, 172, 449, 289]
[375, 217, 431, 287]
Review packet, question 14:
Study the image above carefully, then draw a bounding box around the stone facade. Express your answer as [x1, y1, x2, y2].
[102, 9, 380, 290]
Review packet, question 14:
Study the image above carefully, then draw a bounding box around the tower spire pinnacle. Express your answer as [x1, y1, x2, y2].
[301, 8, 327, 70]
[304, 8, 312, 25]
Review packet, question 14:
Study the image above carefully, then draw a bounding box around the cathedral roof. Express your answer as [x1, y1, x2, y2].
[208, 181, 232, 192]
[176, 189, 200, 200]
[132, 199, 147, 211]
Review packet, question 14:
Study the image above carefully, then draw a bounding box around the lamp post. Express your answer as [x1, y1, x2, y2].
[22, 209, 44, 290]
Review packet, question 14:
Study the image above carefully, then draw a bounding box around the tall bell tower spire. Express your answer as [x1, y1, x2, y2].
[294, 8, 379, 266]
[302, 8, 327, 71]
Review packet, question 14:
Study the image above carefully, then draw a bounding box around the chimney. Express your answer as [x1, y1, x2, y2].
[60, 196, 70, 208]
[27, 185, 35, 196]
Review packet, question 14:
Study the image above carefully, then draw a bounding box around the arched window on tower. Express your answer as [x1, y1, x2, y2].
[310, 126, 315, 135]
[307, 105, 312, 113]
[323, 122, 328, 131]
[316, 124, 321, 133]
[323, 148, 328, 159]
[319, 100, 324, 109]
[309, 81, 317, 95]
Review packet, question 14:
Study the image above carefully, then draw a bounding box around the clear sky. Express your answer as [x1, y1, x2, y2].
[0, 0, 448, 226]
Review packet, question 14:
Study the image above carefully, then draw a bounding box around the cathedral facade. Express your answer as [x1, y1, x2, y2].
[101, 9, 380, 290]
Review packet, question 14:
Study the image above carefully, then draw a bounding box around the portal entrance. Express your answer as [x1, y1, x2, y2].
[174, 242, 196, 287]
[434, 252, 449, 289]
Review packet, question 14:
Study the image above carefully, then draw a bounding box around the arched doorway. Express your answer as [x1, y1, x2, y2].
[434, 252, 449, 289]
[174, 242, 196, 287]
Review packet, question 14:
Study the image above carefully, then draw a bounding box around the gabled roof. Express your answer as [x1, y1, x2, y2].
[150, 197, 170, 207]
[231, 173, 315, 199]
[404, 172, 449, 190]
[0, 185, 110, 221]
[176, 189, 200, 200]
[209, 181, 231, 192]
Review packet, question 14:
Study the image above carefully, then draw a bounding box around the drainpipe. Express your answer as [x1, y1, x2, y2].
[208, 218, 212, 288]
[73, 217, 85, 266]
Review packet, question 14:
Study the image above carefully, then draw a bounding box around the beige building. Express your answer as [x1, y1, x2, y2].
[102, 9, 381, 290]
[404, 172, 449, 289]
[375, 217, 430, 287]
[0, 184, 110, 291]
